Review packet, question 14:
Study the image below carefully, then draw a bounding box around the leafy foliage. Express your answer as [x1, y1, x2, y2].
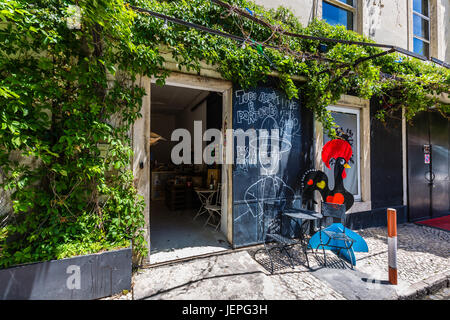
[0, 0, 158, 267]
[0, 0, 449, 268]
[130, 0, 449, 134]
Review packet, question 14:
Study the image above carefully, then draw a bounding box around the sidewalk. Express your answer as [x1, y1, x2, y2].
[112, 223, 450, 300]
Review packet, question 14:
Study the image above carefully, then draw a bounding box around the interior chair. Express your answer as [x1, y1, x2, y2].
[204, 184, 222, 231]
[316, 202, 356, 269]
[193, 189, 215, 221]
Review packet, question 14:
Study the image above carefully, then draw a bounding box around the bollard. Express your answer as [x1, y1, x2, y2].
[387, 208, 398, 285]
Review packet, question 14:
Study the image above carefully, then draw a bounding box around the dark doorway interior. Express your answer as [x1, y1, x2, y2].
[407, 111, 449, 221]
[149, 84, 228, 264]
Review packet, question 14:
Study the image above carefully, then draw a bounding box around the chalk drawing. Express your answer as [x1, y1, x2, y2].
[232, 87, 302, 242]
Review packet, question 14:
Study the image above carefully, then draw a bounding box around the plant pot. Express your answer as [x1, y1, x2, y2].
[0, 247, 132, 300]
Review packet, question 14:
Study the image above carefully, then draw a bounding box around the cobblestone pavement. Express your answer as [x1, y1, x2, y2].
[421, 286, 450, 300]
[131, 250, 345, 300]
[106, 223, 449, 300]
[356, 224, 449, 288]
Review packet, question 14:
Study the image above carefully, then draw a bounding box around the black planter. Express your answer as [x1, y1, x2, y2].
[0, 247, 132, 300]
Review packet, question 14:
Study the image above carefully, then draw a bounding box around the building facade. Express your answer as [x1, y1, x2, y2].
[255, 0, 450, 62]
[130, 0, 449, 260]
[251, 0, 450, 227]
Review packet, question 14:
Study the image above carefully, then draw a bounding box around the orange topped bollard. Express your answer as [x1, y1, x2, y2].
[387, 208, 398, 285]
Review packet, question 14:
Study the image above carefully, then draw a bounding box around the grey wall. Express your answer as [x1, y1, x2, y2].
[0, 248, 132, 300]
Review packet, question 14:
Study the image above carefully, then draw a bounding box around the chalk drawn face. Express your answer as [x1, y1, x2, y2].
[244, 116, 294, 176]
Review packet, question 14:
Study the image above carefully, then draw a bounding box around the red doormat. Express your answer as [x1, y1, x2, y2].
[416, 215, 450, 231]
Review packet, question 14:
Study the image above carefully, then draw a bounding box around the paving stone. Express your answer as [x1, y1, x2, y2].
[355, 223, 449, 289]
[105, 223, 449, 300]
[131, 250, 344, 300]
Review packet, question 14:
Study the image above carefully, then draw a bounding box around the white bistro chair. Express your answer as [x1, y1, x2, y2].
[204, 184, 222, 231]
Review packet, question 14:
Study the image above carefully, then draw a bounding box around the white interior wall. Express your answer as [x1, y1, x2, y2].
[150, 98, 207, 165]
[150, 73, 233, 245]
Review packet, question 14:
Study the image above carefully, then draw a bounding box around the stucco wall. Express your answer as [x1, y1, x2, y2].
[254, 0, 449, 63]
[363, 0, 408, 49]
[254, 0, 408, 49]
[438, 0, 450, 62]
[132, 76, 151, 261]
[254, 0, 318, 27]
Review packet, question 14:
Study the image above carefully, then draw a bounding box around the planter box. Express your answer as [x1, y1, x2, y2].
[0, 247, 132, 300]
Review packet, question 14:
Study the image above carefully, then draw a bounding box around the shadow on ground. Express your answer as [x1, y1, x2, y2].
[249, 243, 350, 274]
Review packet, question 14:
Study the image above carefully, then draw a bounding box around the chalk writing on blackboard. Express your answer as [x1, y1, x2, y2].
[232, 86, 305, 245]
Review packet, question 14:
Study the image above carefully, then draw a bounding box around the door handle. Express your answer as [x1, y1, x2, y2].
[424, 171, 435, 185]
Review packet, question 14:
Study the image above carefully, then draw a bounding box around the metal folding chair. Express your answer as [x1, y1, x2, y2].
[316, 202, 356, 269]
[255, 199, 298, 274]
[283, 206, 323, 269]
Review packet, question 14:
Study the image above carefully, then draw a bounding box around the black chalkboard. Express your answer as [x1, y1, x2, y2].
[232, 84, 314, 247]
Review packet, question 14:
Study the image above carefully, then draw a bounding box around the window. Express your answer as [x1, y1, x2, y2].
[322, 0, 355, 31]
[323, 106, 361, 201]
[412, 0, 430, 57]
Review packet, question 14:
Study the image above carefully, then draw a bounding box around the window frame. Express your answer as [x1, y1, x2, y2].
[412, 0, 431, 57]
[314, 95, 371, 214]
[322, 0, 357, 31]
[325, 105, 362, 201]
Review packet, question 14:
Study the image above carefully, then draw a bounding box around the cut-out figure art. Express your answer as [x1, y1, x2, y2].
[302, 139, 354, 211]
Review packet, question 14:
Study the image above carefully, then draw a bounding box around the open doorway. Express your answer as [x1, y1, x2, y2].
[149, 83, 230, 264]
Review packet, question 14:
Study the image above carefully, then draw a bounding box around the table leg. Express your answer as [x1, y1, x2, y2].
[299, 220, 311, 269]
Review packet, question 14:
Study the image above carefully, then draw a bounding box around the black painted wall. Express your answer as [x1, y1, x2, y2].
[345, 98, 406, 230]
[370, 97, 404, 210]
[231, 82, 314, 247]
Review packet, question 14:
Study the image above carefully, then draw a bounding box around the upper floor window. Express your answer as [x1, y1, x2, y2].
[322, 0, 355, 31]
[412, 0, 430, 57]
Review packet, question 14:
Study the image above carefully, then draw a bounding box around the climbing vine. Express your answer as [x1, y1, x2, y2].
[0, 0, 162, 267]
[0, 0, 449, 268]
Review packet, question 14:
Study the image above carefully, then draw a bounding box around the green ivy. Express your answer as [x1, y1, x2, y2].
[0, 0, 449, 268]
[0, 0, 154, 268]
[130, 0, 448, 131]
